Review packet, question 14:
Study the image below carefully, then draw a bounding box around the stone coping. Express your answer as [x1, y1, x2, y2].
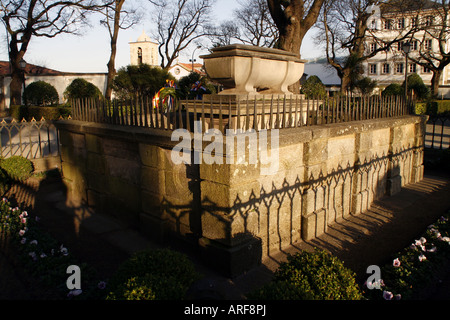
[200, 44, 307, 63]
[55, 114, 426, 150]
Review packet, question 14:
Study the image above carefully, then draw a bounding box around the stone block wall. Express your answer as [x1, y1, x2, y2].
[56, 115, 427, 276]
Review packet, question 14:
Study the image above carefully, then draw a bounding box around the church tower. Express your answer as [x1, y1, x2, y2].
[129, 30, 159, 66]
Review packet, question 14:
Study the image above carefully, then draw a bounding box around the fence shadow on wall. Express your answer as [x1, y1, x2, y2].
[157, 144, 418, 272]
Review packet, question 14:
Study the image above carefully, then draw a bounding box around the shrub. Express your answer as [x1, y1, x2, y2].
[300, 75, 326, 99]
[0, 156, 34, 182]
[272, 249, 363, 300]
[0, 168, 10, 196]
[0, 197, 106, 299]
[106, 248, 201, 300]
[404, 73, 430, 101]
[362, 213, 450, 300]
[64, 78, 103, 100]
[178, 72, 215, 99]
[23, 81, 59, 106]
[10, 105, 71, 121]
[382, 83, 403, 96]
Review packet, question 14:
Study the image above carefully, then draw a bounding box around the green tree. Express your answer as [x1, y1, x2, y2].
[177, 72, 215, 99]
[355, 77, 377, 96]
[22, 81, 59, 106]
[300, 75, 326, 99]
[111, 64, 175, 100]
[64, 78, 103, 100]
[404, 73, 430, 101]
[382, 83, 404, 96]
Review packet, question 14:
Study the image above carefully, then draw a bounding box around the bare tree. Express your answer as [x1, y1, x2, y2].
[206, 20, 240, 47]
[149, 0, 215, 70]
[267, 0, 325, 55]
[99, 0, 142, 100]
[207, 0, 278, 48]
[1, 0, 107, 106]
[407, 0, 450, 97]
[234, 0, 279, 47]
[320, 0, 419, 94]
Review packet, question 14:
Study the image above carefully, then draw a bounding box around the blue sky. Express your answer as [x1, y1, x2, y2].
[0, 0, 321, 73]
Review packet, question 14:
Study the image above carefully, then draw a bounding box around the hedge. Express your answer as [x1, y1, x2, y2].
[415, 100, 450, 116]
[10, 105, 71, 121]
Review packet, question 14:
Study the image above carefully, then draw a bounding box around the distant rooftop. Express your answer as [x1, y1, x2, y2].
[380, 0, 439, 14]
[304, 61, 341, 86]
[0, 61, 62, 76]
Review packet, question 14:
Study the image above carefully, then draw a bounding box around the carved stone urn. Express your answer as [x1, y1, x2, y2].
[200, 44, 306, 98]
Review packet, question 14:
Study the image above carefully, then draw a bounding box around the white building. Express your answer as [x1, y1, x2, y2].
[0, 61, 107, 110]
[363, 0, 450, 98]
[168, 61, 205, 80]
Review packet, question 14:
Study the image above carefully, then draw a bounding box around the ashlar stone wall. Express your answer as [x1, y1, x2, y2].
[56, 114, 426, 276]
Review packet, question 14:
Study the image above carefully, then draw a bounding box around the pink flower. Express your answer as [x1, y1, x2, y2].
[383, 291, 393, 300]
[419, 254, 427, 262]
[393, 258, 401, 267]
[19, 230, 26, 236]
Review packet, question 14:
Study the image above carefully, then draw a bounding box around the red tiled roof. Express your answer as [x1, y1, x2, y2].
[0, 61, 63, 76]
[174, 62, 205, 75]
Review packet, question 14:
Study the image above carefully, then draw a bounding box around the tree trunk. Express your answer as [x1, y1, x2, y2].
[268, 0, 325, 94]
[431, 68, 443, 98]
[8, 30, 31, 106]
[9, 73, 23, 106]
[105, 0, 125, 101]
[339, 68, 353, 95]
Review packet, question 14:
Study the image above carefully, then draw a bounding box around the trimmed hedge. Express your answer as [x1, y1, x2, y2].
[106, 248, 201, 300]
[249, 249, 363, 300]
[22, 81, 59, 106]
[0, 156, 34, 182]
[415, 100, 450, 116]
[10, 105, 71, 121]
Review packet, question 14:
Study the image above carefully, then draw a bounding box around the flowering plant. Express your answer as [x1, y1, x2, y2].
[363, 213, 450, 300]
[0, 197, 107, 299]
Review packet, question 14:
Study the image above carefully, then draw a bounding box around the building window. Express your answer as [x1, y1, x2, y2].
[409, 63, 416, 73]
[382, 63, 390, 74]
[411, 40, 418, 51]
[137, 47, 143, 65]
[424, 39, 433, 51]
[422, 66, 432, 74]
[369, 64, 377, 75]
[370, 19, 377, 30]
[370, 43, 377, 53]
[397, 18, 405, 29]
[395, 63, 404, 74]
[384, 19, 393, 30]
[411, 17, 418, 28]
[425, 16, 433, 26]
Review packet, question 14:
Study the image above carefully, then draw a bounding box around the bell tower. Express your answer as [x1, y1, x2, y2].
[129, 30, 159, 66]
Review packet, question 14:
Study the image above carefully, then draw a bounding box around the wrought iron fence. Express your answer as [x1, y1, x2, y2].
[425, 115, 450, 149]
[70, 95, 411, 133]
[0, 118, 59, 159]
